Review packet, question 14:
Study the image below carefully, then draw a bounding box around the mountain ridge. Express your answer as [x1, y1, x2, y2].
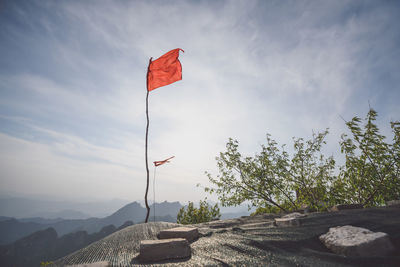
[0, 201, 182, 245]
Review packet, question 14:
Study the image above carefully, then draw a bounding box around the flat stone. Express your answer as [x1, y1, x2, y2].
[139, 238, 190, 262]
[282, 212, 307, 219]
[66, 261, 110, 267]
[159, 227, 199, 242]
[319, 225, 395, 257]
[274, 217, 301, 227]
[241, 221, 274, 229]
[386, 200, 400, 207]
[206, 219, 242, 229]
[330, 204, 363, 211]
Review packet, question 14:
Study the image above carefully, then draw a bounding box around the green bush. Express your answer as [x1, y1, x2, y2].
[177, 200, 220, 224]
[333, 108, 400, 206]
[204, 129, 335, 213]
[203, 108, 399, 214]
[251, 205, 282, 215]
[40, 261, 54, 267]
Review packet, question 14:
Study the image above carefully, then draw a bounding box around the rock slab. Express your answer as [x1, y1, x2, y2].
[66, 261, 110, 267]
[319, 225, 395, 257]
[274, 217, 301, 227]
[159, 227, 199, 242]
[139, 238, 190, 262]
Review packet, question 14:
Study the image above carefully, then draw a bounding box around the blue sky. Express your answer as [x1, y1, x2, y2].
[0, 0, 399, 203]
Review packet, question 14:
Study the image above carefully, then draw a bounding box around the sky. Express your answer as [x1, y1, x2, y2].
[0, 0, 399, 204]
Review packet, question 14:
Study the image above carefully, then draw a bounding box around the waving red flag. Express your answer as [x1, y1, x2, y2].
[153, 156, 175, 167]
[143, 49, 184, 223]
[147, 48, 184, 91]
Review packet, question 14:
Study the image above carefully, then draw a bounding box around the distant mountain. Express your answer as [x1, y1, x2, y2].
[0, 201, 182, 244]
[0, 196, 129, 218]
[18, 217, 65, 224]
[30, 209, 91, 220]
[0, 218, 48, 245]
[75, 201, 180, 234]
[152, 201, 182, 217]
[0, 216, 12, 222]
[100, 201, 145, 228]
[0, 221, 132, 267]
[0, 227, 58, 267]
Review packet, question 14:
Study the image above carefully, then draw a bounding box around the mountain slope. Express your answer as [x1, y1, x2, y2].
[0, 218, 48, 244]
[0, 222, 130, 267]
[0, 196, 129, 218]
[0, 201, 182, 244]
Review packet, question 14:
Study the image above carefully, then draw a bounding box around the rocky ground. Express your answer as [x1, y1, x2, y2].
[53, 206, 400, 266]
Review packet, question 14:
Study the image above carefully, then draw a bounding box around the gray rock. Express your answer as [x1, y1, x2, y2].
[139, 238, 191, 262]
[319, 225, 395, 257]
[66, 261, 110, 267]
[386, 200, 400, 207]
[159, 227, 199, 242]
[329, 204, 363, 211]
[274, 217, 301, 227]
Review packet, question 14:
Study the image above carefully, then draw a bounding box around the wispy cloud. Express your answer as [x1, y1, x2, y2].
[0, 0, 399, 202]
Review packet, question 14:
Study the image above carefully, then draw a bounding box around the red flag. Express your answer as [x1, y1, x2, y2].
[147, 49, 184, 91]
[153, 156, 175, 167]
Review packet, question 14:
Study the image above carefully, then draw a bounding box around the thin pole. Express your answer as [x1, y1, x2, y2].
[144, 57, 152, 223]
[153, 166, 157, 222]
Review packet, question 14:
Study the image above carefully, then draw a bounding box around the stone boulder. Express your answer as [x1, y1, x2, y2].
[329, 204, 363, 212]
[159, 227, 199, 242]
[139, 238, 191, 262]
[319, 225, 395, 257]
[386, 200, 400, 207]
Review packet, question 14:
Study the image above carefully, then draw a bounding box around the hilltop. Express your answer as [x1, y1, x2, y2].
[53, 206, 400, 266]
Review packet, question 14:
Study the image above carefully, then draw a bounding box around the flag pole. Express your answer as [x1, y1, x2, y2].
[153, 166, 157, 222]
[144, 57, 152, 223]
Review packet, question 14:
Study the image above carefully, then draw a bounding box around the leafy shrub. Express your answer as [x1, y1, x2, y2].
[333, 108, 400, 206]
[177, 200, 220, 224]
[203, 108, 399, 213]
[204, 130, 335, 212]
[40, 261, 53, 267]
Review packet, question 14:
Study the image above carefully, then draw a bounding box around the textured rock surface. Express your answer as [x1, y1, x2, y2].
[139, 238, 190, 262]
[319, 225, 395, 257]
[66, 261, 110, 267]
[52, 207, 400, 266]
[159, 227, 199, 242]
